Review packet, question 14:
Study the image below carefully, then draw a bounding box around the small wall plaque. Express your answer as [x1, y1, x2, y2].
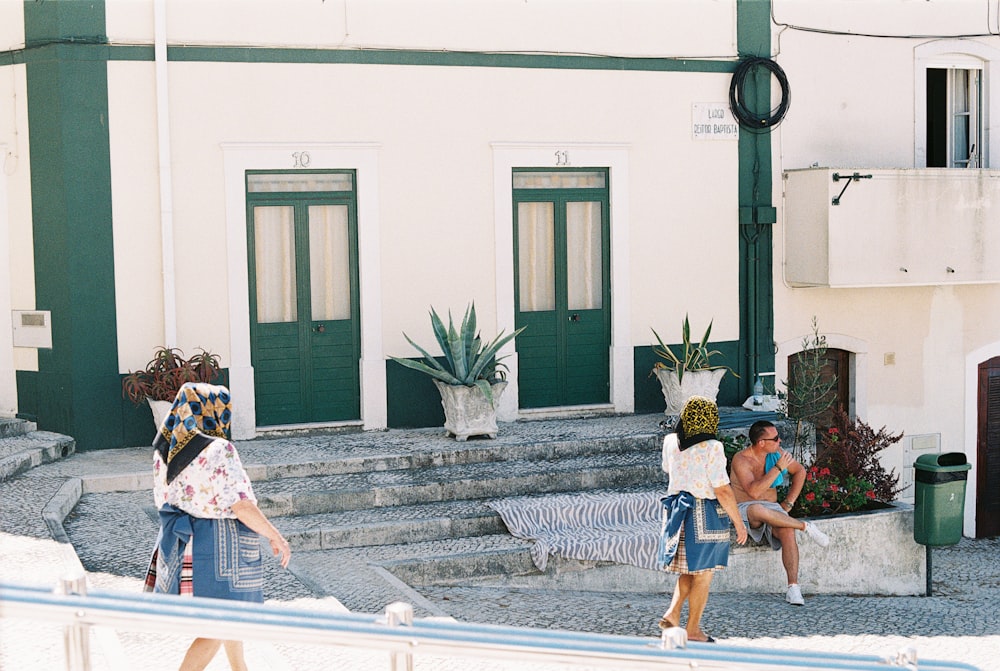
[12, 310, 52, 349]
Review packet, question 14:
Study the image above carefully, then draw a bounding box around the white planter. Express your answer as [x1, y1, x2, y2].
[433, 380, 507, 441]
[654, 368, 726, 415]
[147, 398, 173, 430]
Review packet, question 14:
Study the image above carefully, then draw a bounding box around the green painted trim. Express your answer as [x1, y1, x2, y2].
[24, 0, 123, 451]
[0, 43, 151, 66]
[633, 341, 742, 415]
[165, 46, 737, 73]
[0, 44, 737, 72]
[14, 370, 37, 422]
[386, 359, 446, 429]
[735, 0, 776, 396]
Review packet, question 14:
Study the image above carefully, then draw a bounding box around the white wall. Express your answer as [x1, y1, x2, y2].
[108, 0, 737, 58]
[109, 60, 744, 357]
[0, 141, 12, 416]
[1, 63, 36, 380]
[0, 2, 23, 52]
[771, 0, 1000, 536]
[99, 2, 744, 435]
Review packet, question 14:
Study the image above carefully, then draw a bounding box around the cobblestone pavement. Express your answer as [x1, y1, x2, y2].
[1, 415, 998, 670]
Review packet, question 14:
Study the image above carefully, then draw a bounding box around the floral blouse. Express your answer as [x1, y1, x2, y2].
[662, 433, 729, 500]
[153, 439, 256, 519]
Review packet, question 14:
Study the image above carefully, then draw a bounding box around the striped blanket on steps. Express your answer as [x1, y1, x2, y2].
[488, 491, 663, 572]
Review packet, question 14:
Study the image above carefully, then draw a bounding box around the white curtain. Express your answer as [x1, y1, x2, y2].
[518, 202, 555, 311]
[254, 205, 296, 323]
[566, 201, 602, 310]
[309, 205, 351, 321]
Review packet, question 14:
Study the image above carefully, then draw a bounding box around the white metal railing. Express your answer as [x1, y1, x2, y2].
[0, 577, 977, 671]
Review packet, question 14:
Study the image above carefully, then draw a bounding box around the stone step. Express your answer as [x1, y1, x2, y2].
[255, 449, 663, 517]
[0, 430, 76, 482]
[274, 482, 662, 551]
[379, 534, 539, 585]
[289, 534, 541, 612]
[275, 498, 504, 550]
[0, 418, 35, 439]
[250, 431, 660, 480]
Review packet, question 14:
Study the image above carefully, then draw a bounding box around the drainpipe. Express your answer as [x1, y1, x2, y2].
[154, 0, 177, 347]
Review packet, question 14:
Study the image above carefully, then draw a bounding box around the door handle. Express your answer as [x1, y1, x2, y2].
[569, 314, 580, 322]
[314, 324, 326, 333]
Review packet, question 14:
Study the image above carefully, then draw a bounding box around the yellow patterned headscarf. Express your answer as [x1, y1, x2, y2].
[153, 382, 232, 484]
[676, 395, 719, 451]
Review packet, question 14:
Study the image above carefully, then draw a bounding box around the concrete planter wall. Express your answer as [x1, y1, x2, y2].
[433, 380, 507, 441]
[488, 504, 924, 597]
[712, 503, 923, 595]
[655, 368, 726, 415]
[147, 398, 172, 430]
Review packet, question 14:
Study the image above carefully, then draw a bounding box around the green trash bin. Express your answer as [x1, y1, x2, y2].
[913, 452, 971, 546]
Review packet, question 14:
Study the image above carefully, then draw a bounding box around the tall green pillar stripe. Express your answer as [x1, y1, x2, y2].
[24, 0, 121, 450]
[736, 0, 776, 392]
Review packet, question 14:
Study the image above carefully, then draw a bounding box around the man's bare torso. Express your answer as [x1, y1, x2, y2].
[729, 448, 778, 504]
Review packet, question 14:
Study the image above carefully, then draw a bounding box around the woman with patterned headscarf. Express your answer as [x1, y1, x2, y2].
[656, 395, 747, 643]
[144, 383, 291, 671]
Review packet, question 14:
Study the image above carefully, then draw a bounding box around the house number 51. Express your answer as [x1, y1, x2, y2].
[555, 150, 570, 166]
[292, 151, 311, 168]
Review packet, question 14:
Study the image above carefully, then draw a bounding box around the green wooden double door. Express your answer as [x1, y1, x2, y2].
[513, 170, 611, 408]
[247, 171, 360, 426]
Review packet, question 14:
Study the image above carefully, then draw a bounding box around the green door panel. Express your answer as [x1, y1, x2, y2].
[309, 319, 360, 420]
[514, 171, 610, 409]
[515, 311, 560, 407]
[247, 177, 360, 426]
[564, 307, 609, 405]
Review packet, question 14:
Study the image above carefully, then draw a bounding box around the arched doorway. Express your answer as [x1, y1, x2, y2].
[977, 356, 1000, 538]
[787, 347, 852, 432]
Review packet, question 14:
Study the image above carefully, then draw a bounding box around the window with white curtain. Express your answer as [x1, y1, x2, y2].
[566, 201, 602, 310]
[517, 202, 555, 312]
[308, 205, 351, 321]
[253, 205, 296, 323]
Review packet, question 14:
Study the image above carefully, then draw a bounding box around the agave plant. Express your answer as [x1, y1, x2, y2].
[390, 303, 525, 405]
[651, 314, 736, 383]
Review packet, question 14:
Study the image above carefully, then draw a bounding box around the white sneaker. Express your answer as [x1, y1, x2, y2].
[786, 583, 805, 606]
[804, 522, 830, 547]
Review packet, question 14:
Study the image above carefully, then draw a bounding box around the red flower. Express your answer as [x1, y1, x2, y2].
[820, 467, 831, 477]
[828, 428, 839, 435]
[805, 492, 815, 501]
[822, 501, 830, 508]
[829, 483, 839, 492]
[866, 490, 876, 499]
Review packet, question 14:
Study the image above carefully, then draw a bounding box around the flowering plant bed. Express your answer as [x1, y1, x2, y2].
[782, 410, 903, 517]
[796, 466, 879, 516]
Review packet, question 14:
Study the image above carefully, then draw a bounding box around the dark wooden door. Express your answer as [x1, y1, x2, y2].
[788, 347, 850, 430]
[976, 356, 1000, 538]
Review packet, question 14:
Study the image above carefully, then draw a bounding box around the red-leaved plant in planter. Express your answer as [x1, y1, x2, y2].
[121, 347, 222, 406]
[783, 409, 903, 517]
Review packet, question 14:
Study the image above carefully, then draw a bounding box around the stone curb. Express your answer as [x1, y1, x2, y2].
[0, 431, 76, 483]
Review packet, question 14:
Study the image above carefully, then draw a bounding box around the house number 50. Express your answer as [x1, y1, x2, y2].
[292, 151, 311, 168]
[555, 150, 570, 166]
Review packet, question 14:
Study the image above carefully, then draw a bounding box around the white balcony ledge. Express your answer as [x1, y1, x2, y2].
[783, 167, 1000, 288]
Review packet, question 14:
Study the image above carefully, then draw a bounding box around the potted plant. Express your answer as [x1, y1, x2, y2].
[390, 303, 524, 441]
[122, 346, 222, 427]
[651, 314, 736, 415]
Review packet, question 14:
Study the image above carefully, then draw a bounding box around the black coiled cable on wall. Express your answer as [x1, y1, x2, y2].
[729, 57, 790, 132]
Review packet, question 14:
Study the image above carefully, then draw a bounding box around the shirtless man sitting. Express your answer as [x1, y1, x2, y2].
[729, 420, 830, 606]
